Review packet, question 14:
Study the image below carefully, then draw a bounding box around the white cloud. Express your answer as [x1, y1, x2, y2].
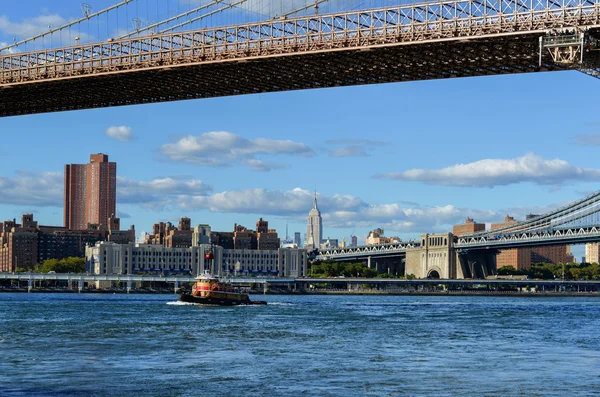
[0, 171, 63, 207]
[175, 187, 502, 234]
[0, 171, 212, 212]
[324, 203, 498, 233]
[0, 14, 66, 37]
[0, 170, 574, 236]
[105, 126, 134, 142]
[0, 42, 16, 54]
[117, 176, 212, 210]
[375, 153, 600, 187]
[178, 188, 365, 215]
[159, 131, 314, 171]
[0, 172, 499, 234]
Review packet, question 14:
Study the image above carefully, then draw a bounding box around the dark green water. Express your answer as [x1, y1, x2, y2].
[1, 293, 599, 396]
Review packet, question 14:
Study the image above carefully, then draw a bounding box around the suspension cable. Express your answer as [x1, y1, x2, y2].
[0, 0, 134, 52]
[117, 1, 223, 39]
[158, 0, 248, 34]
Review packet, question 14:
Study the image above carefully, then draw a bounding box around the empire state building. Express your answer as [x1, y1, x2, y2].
[305, 193, 322, 250]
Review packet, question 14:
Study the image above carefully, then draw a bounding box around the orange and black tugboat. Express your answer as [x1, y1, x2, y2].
[179, 271, 267, 306]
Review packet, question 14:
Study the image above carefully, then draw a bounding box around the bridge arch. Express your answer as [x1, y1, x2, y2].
[427, 270, 441, 279]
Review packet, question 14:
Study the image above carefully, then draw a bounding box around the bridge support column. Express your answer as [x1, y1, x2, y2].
[78, 279, 84, 293]
[28, 278, 33, 293]
[367, 256, 372, 269]
[174, 281, 179, 294]
[127, 281, 132, 294]
[458, 250, 498, 279]
[263, 281, 268, 295]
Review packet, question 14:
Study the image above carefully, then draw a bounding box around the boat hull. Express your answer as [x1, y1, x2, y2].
[178, 293, 267, 306]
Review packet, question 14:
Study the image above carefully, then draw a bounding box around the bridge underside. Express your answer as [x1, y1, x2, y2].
[2, 33, 589, 117]
[458, 250, 499, 279]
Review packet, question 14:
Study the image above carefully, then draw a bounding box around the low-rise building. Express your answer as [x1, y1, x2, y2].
[452, 218, 486, 237]
[0, 214, 134, 272]
[366, 228, 400, 245]
[86, 242, 307, 278]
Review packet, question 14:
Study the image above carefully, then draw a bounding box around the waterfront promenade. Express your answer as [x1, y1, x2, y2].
[1, 272, 599, 296]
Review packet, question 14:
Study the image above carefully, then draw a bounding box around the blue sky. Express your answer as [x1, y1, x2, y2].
[1, 1, 599, 256]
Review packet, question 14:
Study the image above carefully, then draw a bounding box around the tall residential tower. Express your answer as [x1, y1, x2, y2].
[305, 193, 322, 250]
[64, 153, 117, 230]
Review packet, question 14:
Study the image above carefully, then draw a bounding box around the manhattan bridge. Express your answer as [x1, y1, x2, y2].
[0, 0, 600, 117]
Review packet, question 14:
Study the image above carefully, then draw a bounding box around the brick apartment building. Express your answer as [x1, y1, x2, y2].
[145, 217, 281, 251]
[452, 218, 486, 237]
[0, 214, 134, 272]
[64, 153, 116, 230]
[492, 215, 568, 270]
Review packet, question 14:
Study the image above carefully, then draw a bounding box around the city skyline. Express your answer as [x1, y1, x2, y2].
[2, 2, 600, 256]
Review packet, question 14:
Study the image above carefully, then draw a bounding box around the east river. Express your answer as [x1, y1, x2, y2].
[1, 294, 599, 396]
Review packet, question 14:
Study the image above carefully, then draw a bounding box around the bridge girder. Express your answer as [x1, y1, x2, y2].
[1, 0, 600, 117]
[0, 34, 573, 117]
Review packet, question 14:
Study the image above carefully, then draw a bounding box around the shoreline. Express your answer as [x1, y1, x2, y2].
[1, 288, 599, 297]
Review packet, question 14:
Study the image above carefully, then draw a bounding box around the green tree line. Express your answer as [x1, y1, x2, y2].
[15, 257, 86, 274]
[498, 262, 600, 280]
[309, 260, 407, 278]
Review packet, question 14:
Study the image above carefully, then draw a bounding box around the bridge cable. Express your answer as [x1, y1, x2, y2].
[116, 1, 223, 39]
[157, 0, 249, 34]
[0, 0, 134, 52]
[275, 0, 330, 19]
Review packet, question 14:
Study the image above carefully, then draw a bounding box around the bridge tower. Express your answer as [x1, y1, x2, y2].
[405, 233, 458, 279]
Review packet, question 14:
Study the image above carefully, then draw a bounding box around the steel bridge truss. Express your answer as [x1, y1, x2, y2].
[317, 241, 420, 260]
[456, 226, 600, 248]
[1, 0, 600, 116]
[457, 189, 600, 248]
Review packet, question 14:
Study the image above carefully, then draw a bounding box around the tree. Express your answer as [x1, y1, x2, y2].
[498, 265, 519, 275]
[40, 257, 86, 274]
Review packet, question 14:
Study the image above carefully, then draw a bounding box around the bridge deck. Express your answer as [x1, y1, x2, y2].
[2, 0, 599, 117]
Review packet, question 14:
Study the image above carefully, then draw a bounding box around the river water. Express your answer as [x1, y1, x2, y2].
[0, 293, 599, 396]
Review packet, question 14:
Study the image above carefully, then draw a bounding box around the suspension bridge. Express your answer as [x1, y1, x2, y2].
[314, 189, 600, 278]
[456, 190, 600, 249]
[1, 0, 600, 117]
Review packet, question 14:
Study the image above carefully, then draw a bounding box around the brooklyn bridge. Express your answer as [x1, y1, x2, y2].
[1, 0, 600, 117]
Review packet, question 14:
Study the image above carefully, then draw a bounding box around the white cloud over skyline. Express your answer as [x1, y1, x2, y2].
[374, 153, 600, 187]
[0, 171, 63, 207]
[0, 171, 508, 235]
[159, 131, 314, 171]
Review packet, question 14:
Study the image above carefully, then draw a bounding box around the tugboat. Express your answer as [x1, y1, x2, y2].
[178, 271, 267, 306]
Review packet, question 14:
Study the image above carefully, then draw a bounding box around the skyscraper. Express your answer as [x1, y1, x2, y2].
[64, 153, 117, 230]
[294, 232, 301, 247]
[305, 193, 322, 250]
